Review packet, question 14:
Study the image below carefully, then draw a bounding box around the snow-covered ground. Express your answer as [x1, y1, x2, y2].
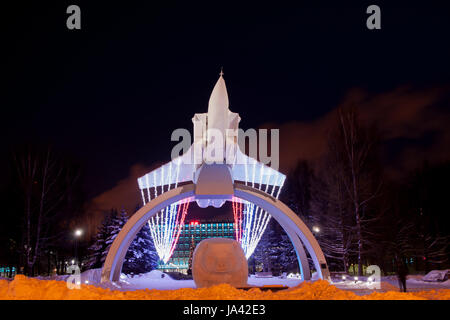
[383, 276, 450, 291]
[332, 275, 450, 295]
[116, 271, 303, 291]
[108, 270, 450, 293]
[2, 270, 449, 299]
[26, 269, 450, 294]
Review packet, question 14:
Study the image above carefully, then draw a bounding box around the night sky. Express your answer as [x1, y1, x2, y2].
[2, 1, 450, 232]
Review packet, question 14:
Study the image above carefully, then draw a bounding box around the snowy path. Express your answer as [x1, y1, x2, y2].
[119, 274, 303, 291]
[333, 276, 450, 295]
[384, 277, 450, 291]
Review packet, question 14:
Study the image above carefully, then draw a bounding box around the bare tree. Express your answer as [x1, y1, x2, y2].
[414, 207, 449, 272]
[284, 159, 353, 272]
[311, 162, 353, 273]
[334, 107, 383, 276]
[14, 146, 80, 275]
[310, 107, 382, 275]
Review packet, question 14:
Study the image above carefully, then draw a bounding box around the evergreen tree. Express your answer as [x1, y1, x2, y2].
[267, 222, 298, 273]
[86, 207, 160, 274]
[252, 220, 298, 274]
[122, 223, 159, 274]
[103, 209, 128, 259]
[85, 209, 128, 269]
[85, 209, 115, 269]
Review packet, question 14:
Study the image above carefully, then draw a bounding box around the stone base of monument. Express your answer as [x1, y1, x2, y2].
[192, 238, 248, 288]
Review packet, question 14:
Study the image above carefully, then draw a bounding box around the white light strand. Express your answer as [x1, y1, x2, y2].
[149, 200, 191, 263]
[153, 172, 158, 197]
[145, 174, 151, 204]
[275, 174, 286, 199]
[245, 164, 265, 255]
[239, 166, 286, 259]
[144, 165, 191, 263]
[251, 162, 256, 188]
[140, 189, 146, 206]
[174, 160, 181, 188]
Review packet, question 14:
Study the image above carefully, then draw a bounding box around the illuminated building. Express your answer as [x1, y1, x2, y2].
[158, 219, 236, 273]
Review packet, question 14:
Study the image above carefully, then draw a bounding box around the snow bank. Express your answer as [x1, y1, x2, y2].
[1, 275, 449, 300]
[126, 270, 172, 280]
[311, 272, 319, 281]
[422, 270, 449, 282]
[33, 269, 102, 284]
[34, 274, 69, 281]
[80, 269, 103, 284]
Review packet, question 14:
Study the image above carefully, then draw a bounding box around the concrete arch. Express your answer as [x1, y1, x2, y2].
[234, 184, 330, 280]
[101, 184, 196, 283]
[279, 223, 311, 280]
[101, 183, 329, 283]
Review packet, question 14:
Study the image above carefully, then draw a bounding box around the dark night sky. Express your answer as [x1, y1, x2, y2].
[1, 1, 450, 221]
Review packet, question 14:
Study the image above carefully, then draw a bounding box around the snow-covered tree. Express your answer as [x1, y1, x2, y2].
[86, 207, 159, 274]
[122, 223, 159, 275]
[252, 220, 298, 274]
[85, 210, 116, 269]
[85, 209, 128, 269]
[252, 227, 272, 272]
[103, 209, 128, 258]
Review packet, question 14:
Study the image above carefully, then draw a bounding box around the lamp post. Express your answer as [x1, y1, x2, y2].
[74, 229, 83, 265]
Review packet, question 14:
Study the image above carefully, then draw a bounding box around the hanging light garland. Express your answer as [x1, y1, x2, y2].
[148, 199, 190, 263]
[232, 197, 243, 243]
[139, 161, 193, 263]
[234, 163, 286, 259]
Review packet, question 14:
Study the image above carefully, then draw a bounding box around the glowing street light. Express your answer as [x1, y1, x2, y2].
[74, 228, 83, 265]
[312, 226, 320, 233]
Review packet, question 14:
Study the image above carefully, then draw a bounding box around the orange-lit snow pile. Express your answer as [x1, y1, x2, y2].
[1, 275, 449, 300]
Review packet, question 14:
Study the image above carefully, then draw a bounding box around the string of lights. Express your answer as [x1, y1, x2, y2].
[234, 162, 286, 259]
[139, 161, 193, 263]
[232, 197, 243, 243]
[147, 199, 191, 263]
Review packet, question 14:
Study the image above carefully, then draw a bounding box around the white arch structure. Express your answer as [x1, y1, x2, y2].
[100, 183, 330, 283]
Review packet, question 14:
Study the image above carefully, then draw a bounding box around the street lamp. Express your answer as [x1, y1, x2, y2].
[74, 229, 83, 265]
[312, 226, 320, 233]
